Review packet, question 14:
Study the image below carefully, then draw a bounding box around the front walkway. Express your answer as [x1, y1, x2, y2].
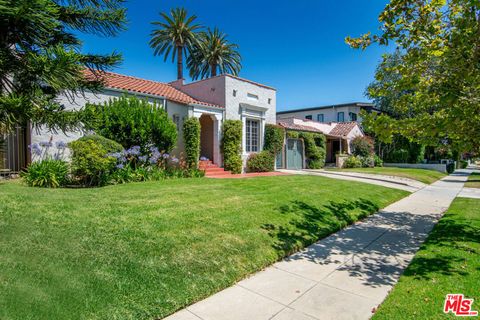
[279, 169, 427, 192]
[165, 170, 470, 320]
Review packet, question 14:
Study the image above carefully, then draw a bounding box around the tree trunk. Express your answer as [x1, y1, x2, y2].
[210, 63, 217, 77]
[177, 47, 183, 80]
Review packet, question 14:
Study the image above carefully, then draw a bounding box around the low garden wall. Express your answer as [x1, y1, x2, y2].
[384, 163, 447, 173]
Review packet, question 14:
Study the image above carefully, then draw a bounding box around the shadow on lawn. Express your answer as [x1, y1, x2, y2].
[262, 198, 477, 289]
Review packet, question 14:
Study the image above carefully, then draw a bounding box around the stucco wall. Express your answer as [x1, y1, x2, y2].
[178, 76, 226, 107]
[31, 89, 189, 160]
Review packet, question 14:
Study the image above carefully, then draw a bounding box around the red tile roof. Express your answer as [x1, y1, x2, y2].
[84, 70, 220, 108]
[328, 122, 359, 137]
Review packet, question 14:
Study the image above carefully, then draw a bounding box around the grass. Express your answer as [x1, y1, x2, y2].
[373, 197, 480, 319]
[465, 172, 480, 188]
[326, 167, 446, 184]
[0, 176, 407, 320]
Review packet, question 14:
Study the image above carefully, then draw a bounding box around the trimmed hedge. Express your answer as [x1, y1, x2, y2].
[264, 124, 285, 154]
[221, 120, 242, 174]
[247, 151, 275, 172]
[77, 135, 123, 153]
[86, 96, 177, 152]
[183, 117, 201, 169]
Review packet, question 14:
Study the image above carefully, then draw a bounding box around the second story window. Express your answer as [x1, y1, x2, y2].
[305, 115, 313, 120]
[317, 114, 324, 122]
[247, 93, 259, 101]
[337, 112, 345, 122]
[349, 112, 357, 121]
[233, 90, 237, 97]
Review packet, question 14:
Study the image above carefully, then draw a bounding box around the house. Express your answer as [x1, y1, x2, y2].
[276, 117, 364, 169]
[1, 71, 276, 173]
[277, 102, 379, 124]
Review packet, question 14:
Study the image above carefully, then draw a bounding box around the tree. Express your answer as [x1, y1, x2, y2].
[149, 8, 202, 80]
[187, 27, 242, 80]
[0, 0, 126, 135]
[346, 0, 480, 154]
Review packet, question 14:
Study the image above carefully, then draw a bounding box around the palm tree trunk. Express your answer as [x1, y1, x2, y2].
[177, 47, 183, 79]
[211, 63, 217, 77]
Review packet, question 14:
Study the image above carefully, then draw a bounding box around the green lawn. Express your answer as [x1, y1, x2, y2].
[0, 176, 407, 320]
[465, 172, 480, 188]
[373, 197, 480, 319]
[327, 167, 446, 184]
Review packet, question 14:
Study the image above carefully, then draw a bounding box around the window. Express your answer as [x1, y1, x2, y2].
[172, 114, 180, 131]
[305, 115, 313, 120]
[268, 98, 272, 104]
[349, 112, 357, 121]
[247, 93, 259, 101]
[233, 90, 237, 97]
[246, 119, 260, 152]
[317, 114, 324, 122]
[337, 112, 345, 122]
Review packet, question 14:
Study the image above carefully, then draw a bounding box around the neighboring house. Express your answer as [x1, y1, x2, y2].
[276, 117, 364, 169]
[1, 71, 276, 172]
[277, 102, 379, 124]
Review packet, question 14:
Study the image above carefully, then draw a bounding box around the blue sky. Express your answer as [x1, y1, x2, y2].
[79, 0, 390, 111]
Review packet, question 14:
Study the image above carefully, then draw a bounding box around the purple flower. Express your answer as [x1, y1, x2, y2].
[127, 146, 141, 156]
[116, 163, 124, 169]
[171, 157, 179, 163]
[149, 146, 159, 154]
[39, 141, 53, 148]
[162, 153, 170, 159]
[149, 156, 159, 164]
[139, 155, 148, 163]
[55, 141, 67, 149]
[29, 143, 42, 156]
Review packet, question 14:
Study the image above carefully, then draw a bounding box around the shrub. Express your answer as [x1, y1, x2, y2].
[388, 149, 409, 163]
[459, 160, 468, 169]
[77, 135, 123, 153]
[21, 160, 69, 188]
[299, 132, 326, 169]
[374, 154, 383, 167]
[360, 155, 375, 168]
[247, 151, 275, 172]
[221, 120, 243, 174]
[343, 155, 362, 168]
[446, 162, 455, 173]
[351, 136, 374, 157]
[69, 139, 117, 186]
[264, 124, 285, 155]
[183, 117, 201, 169]
[86, 96, 177, 151]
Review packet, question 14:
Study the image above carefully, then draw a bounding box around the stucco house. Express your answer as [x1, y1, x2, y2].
[277, 102, 379, 124]
[1, 71, 276, 173]
[276, 117, 364, 169]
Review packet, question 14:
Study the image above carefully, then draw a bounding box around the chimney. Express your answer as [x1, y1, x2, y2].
[169, 78, 184, 89]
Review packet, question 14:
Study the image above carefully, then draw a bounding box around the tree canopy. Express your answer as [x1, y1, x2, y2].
[0, 0, 126, 134]
[347, 0, 480, 154]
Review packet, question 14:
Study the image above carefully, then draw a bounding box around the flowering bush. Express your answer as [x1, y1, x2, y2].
[22, 139, 69, 187]
[343, 155, 363, 168]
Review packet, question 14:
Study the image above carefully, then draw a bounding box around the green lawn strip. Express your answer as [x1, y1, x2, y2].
[373, 197, 480, 320]
[0, 176, 407, 320]
[465, 172, 480, 188]
[326, 167, 446, 184]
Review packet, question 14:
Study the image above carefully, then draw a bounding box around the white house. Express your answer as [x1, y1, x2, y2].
[277, 102, 379, 124]
[1, 71, 276, 172]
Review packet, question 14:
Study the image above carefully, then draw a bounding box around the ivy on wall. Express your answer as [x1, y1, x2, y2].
[183, 117, 201, 169]
[221, 120, 243, 174]
[285, 130, 326, 169]
[264, 124, 285, 155]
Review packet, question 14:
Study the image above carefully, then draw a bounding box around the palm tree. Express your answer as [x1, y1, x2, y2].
[149, 8, 202, 80]
[187, 28, 242, 80]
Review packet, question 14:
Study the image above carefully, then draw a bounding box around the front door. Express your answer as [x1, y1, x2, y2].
[286, 138, 303, 170]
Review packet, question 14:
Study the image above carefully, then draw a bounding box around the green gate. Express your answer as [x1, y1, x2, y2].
[286, 138, 303, 170]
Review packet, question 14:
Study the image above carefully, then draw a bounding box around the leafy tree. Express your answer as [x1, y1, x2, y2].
[187, 27, 242, 80]
[346, 0, 480, 154]
[0, 0, 126, 135]
[149, 7, 202, 80]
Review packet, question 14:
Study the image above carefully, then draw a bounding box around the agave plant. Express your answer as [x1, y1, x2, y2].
[187, 27, 242, 80]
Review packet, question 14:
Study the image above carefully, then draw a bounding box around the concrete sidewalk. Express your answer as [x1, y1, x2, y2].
[278, 169, 425, 193]
[165, 170, 470, 320]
